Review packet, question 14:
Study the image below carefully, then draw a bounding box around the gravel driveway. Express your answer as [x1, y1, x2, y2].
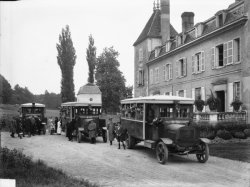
[2, 132, 250, 187]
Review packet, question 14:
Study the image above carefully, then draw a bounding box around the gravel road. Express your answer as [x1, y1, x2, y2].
[2, 132, 250, 187]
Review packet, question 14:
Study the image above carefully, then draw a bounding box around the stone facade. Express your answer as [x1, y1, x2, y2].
[133, 0, 250, 123]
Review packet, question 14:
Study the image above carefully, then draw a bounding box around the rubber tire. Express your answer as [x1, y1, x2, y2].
[196, 142, 209, 163]
[77, 132, 82, 143]
[126, 135, 135, 149]
[156, 141, 168, 164]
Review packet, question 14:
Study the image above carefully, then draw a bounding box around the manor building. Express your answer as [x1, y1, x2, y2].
[133, 0, 250, 123]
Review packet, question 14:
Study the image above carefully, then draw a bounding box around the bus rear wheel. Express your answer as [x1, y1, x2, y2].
[156, 141, 168, 164]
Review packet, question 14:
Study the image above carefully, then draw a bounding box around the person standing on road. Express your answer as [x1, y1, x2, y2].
[107, 117, 115, 145]
[9, 117, 17, 138]
[54, 117, 58, 134]
[67, 118, 75, 141]
[116, 122, 127, 149]
[88, 120, 96, 144]
[57, 118, 62, 135]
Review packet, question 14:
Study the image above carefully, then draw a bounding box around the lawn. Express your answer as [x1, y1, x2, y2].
[0, 147, 98, 187]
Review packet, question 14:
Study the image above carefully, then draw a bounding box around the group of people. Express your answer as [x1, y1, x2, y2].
[48, 116, 62, 135]
[107, 117, 128, 149]
[9, 115, 44, 138]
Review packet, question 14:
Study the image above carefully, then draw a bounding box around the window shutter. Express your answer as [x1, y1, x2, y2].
[136, 70, 139, 86]
[201, 51, 205, 71]
[224, 43, 228, 65]
[150, 69, 153, 84]
[176, 61, 179, 78]
[142, 70, 144, 86]
[211, 47, 215, 69]
[163, 65, 166, 81]
[192, 55, 195, 74]
[176, 91, 179, 96]
[183, 58, 187, 76]
[228, 83, 234, 111]
[170, 64, 173, 80]
[192, 88, 195, 99]
[184, 90, 187, 97]
[228, 41, 233, 64]
[201, 87, 206, 112]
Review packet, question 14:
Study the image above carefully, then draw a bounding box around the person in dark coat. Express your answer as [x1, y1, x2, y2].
[107, 117, 115, 145]
[25, 117, 32, 137]
[54, 117, 58, 133]
[116, 122, 127, 149]
[67, 118, 75, 141]
[16, 117, 23, 139]
[30, 116, 36, 135]
[9, 117, 17, 138]
[88, 120, 96, 144]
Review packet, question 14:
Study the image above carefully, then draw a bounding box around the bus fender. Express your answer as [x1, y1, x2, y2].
[200, 138, 211, 144]
[159, 138, 173, 145]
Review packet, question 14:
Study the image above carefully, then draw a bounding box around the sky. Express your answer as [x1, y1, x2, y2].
[0, 0, 235, 95]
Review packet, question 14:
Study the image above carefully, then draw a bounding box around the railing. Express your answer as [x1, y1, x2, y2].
[193, 111, 247, 123]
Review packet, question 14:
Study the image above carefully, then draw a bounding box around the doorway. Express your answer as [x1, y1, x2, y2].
[216, 91, 225, 112]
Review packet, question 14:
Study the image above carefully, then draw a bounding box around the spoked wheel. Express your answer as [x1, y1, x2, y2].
[196, 142, 209, 163]
[126, 135, 135, 149]
[77, 132, 82, 143]
[156, 141, 168, 164]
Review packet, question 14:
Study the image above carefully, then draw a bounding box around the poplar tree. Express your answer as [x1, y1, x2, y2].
[95, 47, 126, 113]
[56, 25, 76, 102]
[86, 35, 96, 84]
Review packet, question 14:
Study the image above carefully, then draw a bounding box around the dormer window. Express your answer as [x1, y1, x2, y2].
[176, 35, 183, 46]
[166, 41, 171, 52]
[195, 23, 204, 38]
[215, 10, 227, 28]
[155, 47, 161, 57]
[218, 14, 223, 27]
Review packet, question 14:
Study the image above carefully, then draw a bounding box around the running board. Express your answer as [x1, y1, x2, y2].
[144, 140, 156, 149]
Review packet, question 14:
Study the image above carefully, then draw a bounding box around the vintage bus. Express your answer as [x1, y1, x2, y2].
[60, 84, 106, 143]
[120, 95, 210, 164]
[20, 102, 47, 134]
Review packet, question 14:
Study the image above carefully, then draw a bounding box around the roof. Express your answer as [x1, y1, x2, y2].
[133, 9, 178, 46]
[77, 84, 101, 95]
[121, 95, 194, 104]
[20, 103, 45, 107]
[148, 0, 246, 62]
[61, 102, 101, 107]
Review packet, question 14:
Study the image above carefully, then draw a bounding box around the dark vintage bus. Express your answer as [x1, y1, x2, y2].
[61, 102, 107, 143]
[120, 95, 210, 164]
[20, 102, 47, 134]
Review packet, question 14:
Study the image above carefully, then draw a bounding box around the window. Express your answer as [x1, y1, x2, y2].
[195, 87, 201, 100]
[149, 69, 153, 84]
[233, 81, 240, 100]
[165, 92, 172, 96]
[159, 105, 174, 118]
[154, 68, 159, 83]
[234, 38, 240, 62]
[192, 52, 205, 74]
[178, 90, 184, 97]
[139, 48, 143, 61]
[176, 58, 187, 78]
[217, 44, 224, 67]
[137, 69, 144, 86]
[212, 39, 240, 69]
[218, 14, 223, 27]
[163, 63, 173, 81]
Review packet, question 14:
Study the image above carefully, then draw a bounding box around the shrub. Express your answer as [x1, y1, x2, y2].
[217, 130, 232, 140]
[243, 129, 250, 137]
[233, 131, 247, 139]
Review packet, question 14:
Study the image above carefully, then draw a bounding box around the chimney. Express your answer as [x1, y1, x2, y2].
[160, 0, 170, 44]
[181, 12, 195, 33]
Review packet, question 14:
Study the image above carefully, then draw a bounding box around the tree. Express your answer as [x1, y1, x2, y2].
[123, 85, 133, 99]
[95, 47, 126, 113]
[86, 35, 97, 84]
[56, 25, 76, 103]
[0, 74, 12, 104]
